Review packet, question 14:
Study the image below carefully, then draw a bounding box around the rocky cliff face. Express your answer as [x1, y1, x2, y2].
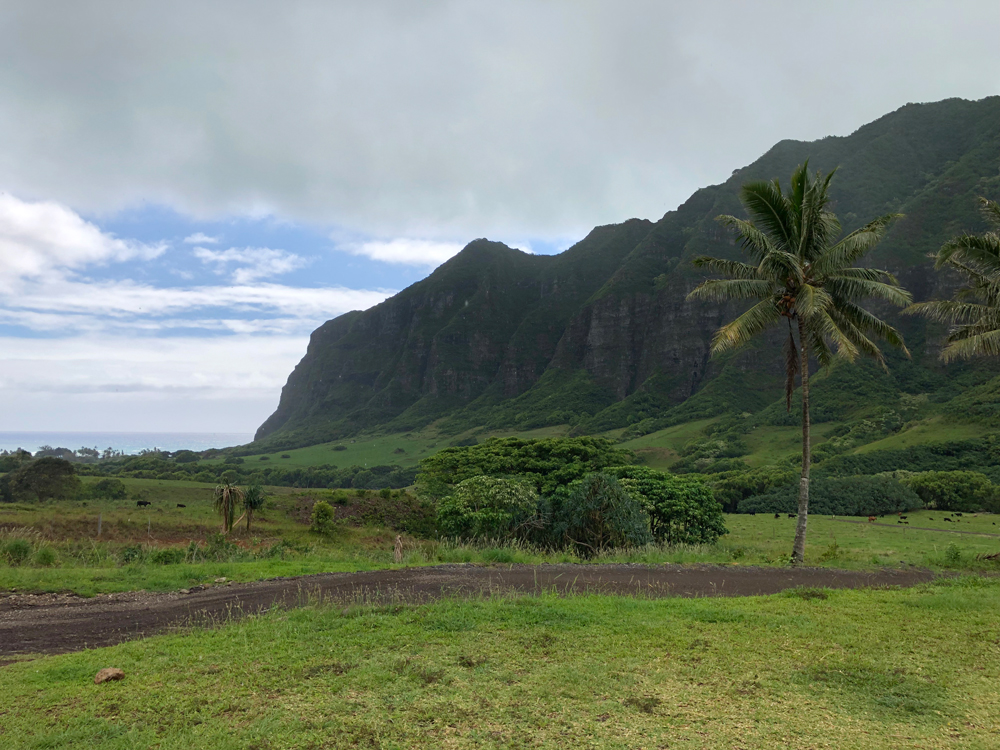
[256, 96, 1000, 449]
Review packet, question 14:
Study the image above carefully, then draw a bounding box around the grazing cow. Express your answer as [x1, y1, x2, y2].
[749, 511, 756, 516]
[944, 517, 953, 522]
[787, 513, 795, 519]
[136, 500, 151, 507]
[774, 513, 781, 519]
[867, 516, 876, 523]
[176, 503, 186, 508]
[955, 512, 963, 517]
[900, 515, 908, 520]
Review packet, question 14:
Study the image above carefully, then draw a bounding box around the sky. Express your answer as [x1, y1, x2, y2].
[0, 0, 997, 435]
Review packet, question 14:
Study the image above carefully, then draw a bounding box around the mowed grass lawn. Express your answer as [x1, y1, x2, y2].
[2, 578, 999, 748]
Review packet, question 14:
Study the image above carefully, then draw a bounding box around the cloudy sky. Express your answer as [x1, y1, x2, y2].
[0, 0, 997, 435]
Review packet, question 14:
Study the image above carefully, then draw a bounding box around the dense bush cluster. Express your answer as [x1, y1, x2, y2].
[426, 439, 726, 554]
[900, 471, 1000, 512]
[738, 475, 921, 516]
[417, 436, 636, 497]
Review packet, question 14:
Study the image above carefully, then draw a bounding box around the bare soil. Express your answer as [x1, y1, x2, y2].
[0, 563, 937, 659]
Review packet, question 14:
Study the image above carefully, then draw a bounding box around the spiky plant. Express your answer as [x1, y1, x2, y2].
[213, 482, 244, 534]
[241, 483, 267, 533]
[906, 198, 1000, 360]
[687, 163, 911, 563]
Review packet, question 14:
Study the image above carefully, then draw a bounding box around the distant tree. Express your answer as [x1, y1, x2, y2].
[605, 466, 727, 545]
[688, 163, 910, 563]
[88, 478, 128, 500]
[213, 482, 244, 534]
[545, 473, 652, 557]
[241, 483, 268, 533]
[906, 198, 1000, 360]
[417, 436, 636, 498]
[901, 470, 998, 513]
[437, 476, 540, 541]
[2, 458, 82, 502]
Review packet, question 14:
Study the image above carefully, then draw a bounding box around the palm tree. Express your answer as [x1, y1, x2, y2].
[213, 482, 244, 534]
[241, 483, 267, 533]
[687, 162, 911, 564]
[905, 198, 1000, 360]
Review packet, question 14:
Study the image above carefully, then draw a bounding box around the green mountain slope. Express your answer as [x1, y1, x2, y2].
[255, 96, 1000, 452]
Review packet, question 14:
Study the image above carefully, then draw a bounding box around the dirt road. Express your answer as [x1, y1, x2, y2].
[0, 563, 937, 658]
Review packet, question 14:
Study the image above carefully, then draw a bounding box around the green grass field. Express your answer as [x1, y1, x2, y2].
[4, 472, 999, 597]
[226, 425, 575, 470]
[2, 578, 998, 748]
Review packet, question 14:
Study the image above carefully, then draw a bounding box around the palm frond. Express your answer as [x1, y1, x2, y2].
[978, 197, 1000, 230]
[711, 298, 782, 354]
[687, 278, 774, 303]
[715, 216, 776, 262]
[936, 233, 1000, 270]
[814, 213, 901, 273]
[905, 300, 1000, 325]
[740, 180, 795, 250]
[690, 255, 762, 280]
[795, 283, 833, 318]
[758, 248, 804, 283]
[811, 310, 860, 362]
[837, 301, 909, 354]
[825, 276, 912, 307]
[940, 329, 1000, 362]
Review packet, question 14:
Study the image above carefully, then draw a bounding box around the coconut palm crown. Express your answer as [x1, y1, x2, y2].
[687, 162, 911, 564]
[905, 197, 1000, 360]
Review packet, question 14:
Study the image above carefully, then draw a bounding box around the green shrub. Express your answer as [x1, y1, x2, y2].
[900, 471, 998, 512]
[148, 547, 186, 565]
[739, 475, 921, 516]
[544, 473, 652, 556]
[945, 543, 962, 565]
[711, 465, 796, 512]
[120, 545, 145, 564]
[437, 476, 540, 541]
[33, 546, 57, 566]
[88, 478, 127, 500]
[311, 500, 335, 534]
[606, 466, 727, 544]
[417, 437, 636, 498]
[2, 538, 33, 565]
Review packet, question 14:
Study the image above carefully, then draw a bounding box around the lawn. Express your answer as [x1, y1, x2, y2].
[2, 578, 998, 748]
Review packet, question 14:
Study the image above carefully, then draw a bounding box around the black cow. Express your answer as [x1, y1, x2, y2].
[176, 503, 186, 508]
[774, 513, 781, 519]
[136, 500, 151, 507]
[787, 513, 795, 519]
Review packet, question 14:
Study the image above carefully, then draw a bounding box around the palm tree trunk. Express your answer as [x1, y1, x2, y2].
[792, 317, 810, 564]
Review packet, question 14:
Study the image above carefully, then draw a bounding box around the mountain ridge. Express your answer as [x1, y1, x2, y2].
[255, 96, 1000, 450]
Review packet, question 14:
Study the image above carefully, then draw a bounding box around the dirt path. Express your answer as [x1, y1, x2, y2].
[0, 563, 937, 659]
[830, 518, 1000, 537]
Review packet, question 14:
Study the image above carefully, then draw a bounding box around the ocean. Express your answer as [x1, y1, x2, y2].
[0, 432, 254, 455]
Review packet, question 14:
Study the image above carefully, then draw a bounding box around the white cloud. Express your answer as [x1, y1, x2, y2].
[0, 2, 992, 240]
[0, 193, 164, 288]
[193, 245, 307, 282]
[183, 232, 219, 244]
[346, 239, 465, 266]
[0, 334, 311, 431]
[2, 277, 392, 333]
